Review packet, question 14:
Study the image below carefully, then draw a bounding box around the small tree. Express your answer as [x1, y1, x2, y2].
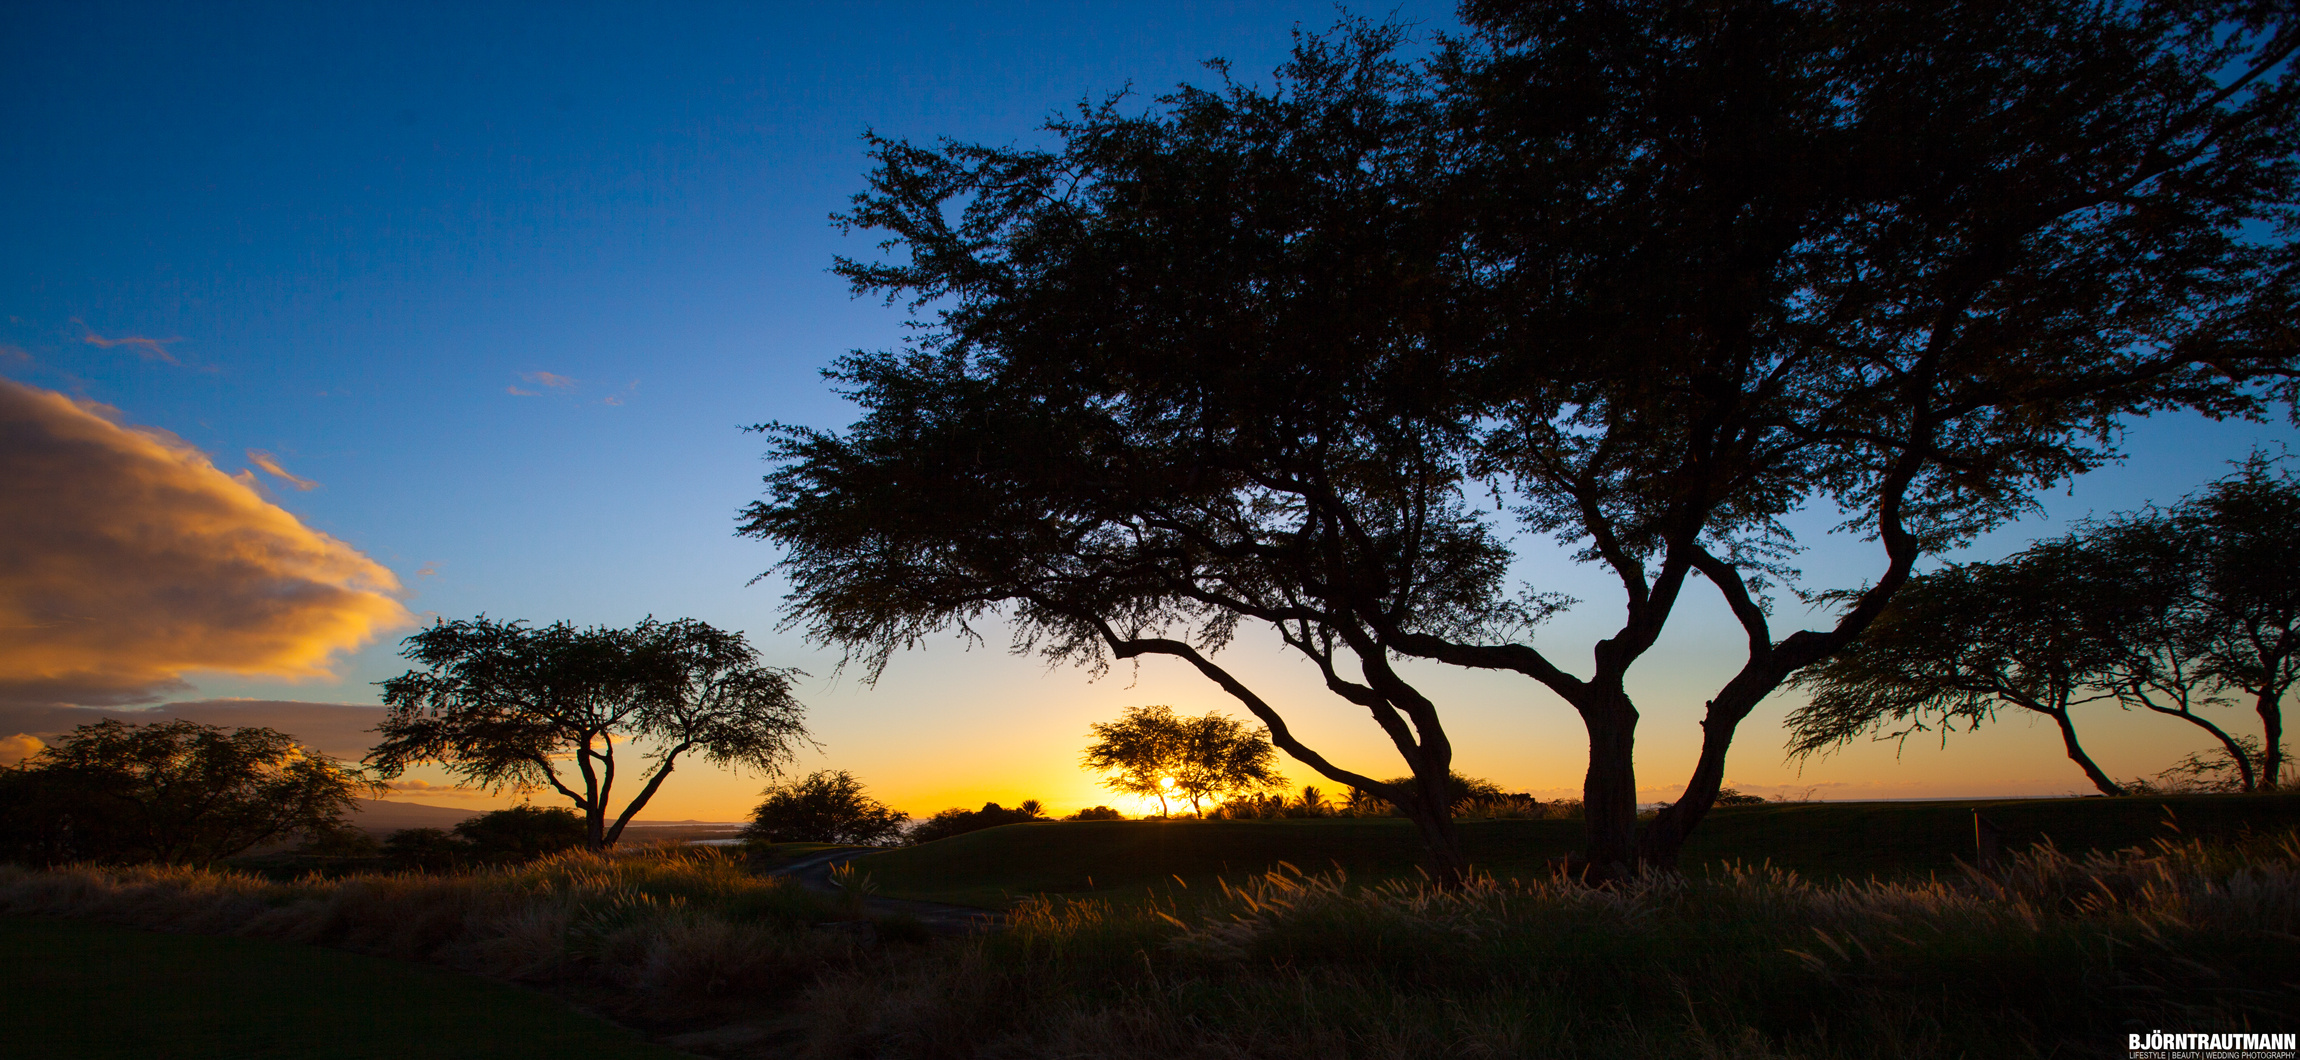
[370, 616, 811, 849]
[1082, 705, 1285, 817]
[1793, 460, 2300, 792]
[1789, 552, 2134, 794]
[743, 769, 908, 846]
[0, 719, 372, 866]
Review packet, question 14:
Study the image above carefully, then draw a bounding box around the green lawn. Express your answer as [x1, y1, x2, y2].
[0, 916, 691, 1060]
[850, 792, 2300, 907]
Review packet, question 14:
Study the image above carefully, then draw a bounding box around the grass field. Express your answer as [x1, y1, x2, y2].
[0, 916, 687, 1060]
[848, 792, 2300, 907]
[5, 800, 2293, 1059]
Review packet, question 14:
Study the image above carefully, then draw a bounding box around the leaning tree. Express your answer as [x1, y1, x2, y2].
[748, 3, 2300, 875]
[371, 617, 811, 849]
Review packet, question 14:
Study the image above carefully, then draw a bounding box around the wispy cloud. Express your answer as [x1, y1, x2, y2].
[77, 322, 184, 365]
[415, 562, 440, 577]
[0, 379, 414, 708]
[508, 371, 577, 397]
[246, 450, 319, 491]
[381, 778, 496, 799]
[0, 345, 30, 365]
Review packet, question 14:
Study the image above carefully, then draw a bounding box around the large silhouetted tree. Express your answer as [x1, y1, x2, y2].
[746, 4, 2300, 875]
[371, 617, 810, 849]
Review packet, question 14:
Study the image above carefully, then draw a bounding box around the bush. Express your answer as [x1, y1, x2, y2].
[383, 827, 469, 872]
[743, 770, 908, 846]
[906, 801, 1044, 844]
[1341, 773, 1514, 817]
[1065, 806, 1127, 821]
[455, 806, 586, 862]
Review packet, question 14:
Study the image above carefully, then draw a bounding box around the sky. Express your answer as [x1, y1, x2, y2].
[3, 1, 2294, 823]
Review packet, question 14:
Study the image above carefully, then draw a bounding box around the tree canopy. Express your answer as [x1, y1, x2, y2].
[1792, 458, 2300, 792]
[370, 616, 811, 849]
[0, 719, 372, 866]
[746, 3, 2300, 874]
[1082, 704, 1286, 816]
[743, 769, 909, 846]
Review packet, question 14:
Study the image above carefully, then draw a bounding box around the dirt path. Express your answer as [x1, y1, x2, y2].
[761, 849, 1005, 935]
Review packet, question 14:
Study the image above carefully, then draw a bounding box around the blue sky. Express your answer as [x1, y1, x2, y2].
[4, 1, 2293, 820]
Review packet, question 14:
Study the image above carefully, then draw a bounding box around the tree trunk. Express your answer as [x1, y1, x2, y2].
[1401, 768, 1470, 887]
[1637, 707, 1741, 868]
[1580, 701, 1639, 877]
[2050, 709, 2125, 795]
[2260, 689, 2286, 791]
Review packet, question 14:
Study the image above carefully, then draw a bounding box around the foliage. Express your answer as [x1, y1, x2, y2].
[1065, 805, 1127, 821]
[905, 801, 1045, 845]
[2095, 455, 2300, 789]
[1788, 550, 2136, 794]
[742, 769, 908, 846]
[371, 616, 810, 849]
[1082, 705, 1285, 816]
[745, 3, 2300, 876]
[0, 719, 371, 866]
[1793, 459, 2300, 794]
[454, 805, 587, 862]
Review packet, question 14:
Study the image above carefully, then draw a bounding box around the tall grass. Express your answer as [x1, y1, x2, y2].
[5, 831, 2294, 1056]
[0, 846, 857, 1019]
[795, 830, 2300, 1058]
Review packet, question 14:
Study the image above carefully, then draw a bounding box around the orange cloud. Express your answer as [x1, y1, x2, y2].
[0, 379, 414, 707]
[78, 325, 183, 365]
[524, 370, 575, 389]
[0, 699, 389, 760]
[246, 449, 319, 491]
[381, 778, 496, 799]
[0, 732, 44, 765]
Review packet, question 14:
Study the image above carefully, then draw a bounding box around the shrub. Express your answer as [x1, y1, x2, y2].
[1065, 806, 1126, 821]
[742, 770, 908, 845]
[906, 801, 1044, 844]
[383, 827, 469, 872]
[455, 806, 586, 862]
